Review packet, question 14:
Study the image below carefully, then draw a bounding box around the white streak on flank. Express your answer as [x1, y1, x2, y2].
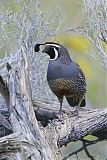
[50, 48, 59, 61]
[45, 44, 60, 48]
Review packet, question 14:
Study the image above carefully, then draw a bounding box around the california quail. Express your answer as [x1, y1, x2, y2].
[34, 42, 86, 113]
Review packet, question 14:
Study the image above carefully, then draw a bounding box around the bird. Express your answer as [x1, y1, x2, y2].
[34, 42, 86, 114]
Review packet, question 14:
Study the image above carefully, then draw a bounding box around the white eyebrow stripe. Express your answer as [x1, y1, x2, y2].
[50, 48, 58, 61]
[45, 44, 60, 48]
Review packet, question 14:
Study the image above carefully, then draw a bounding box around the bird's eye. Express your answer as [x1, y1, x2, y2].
[50, 46, 53, 49]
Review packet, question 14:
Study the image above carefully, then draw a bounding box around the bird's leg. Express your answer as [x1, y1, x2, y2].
[74, 106, 79, 116]
[58, 97, 63, 114]
[78, 97, 84, 108]
[74, 97, 84, 116]
[54, 97, 64, 119]
[59, 102, 62, 114]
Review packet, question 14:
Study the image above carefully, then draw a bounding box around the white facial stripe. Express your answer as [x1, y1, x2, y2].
[50, 48, 58, 61]
[45, 44, 60, 48]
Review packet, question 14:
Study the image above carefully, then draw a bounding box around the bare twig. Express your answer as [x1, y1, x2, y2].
[82, 140, 95, 160]
[48, 26, 85, 36]
[62, 139, 100, 160]
[99, 32, 107, 44]
[83, 0, 107, 69]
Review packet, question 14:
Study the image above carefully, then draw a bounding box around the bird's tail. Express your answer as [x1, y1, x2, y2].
[66, 96, 86, 107]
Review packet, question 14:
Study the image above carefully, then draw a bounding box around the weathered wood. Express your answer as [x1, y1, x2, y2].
[0, 112, 12, 131]
[0, 132, 20, 153]
[0, 94, 107, 160]
[34, 100, 107, 146]
[0, 75, 9, 108]
[0, 132, 20, 160]
[4, 44, 61, 160]
[0, 97, 107, 159]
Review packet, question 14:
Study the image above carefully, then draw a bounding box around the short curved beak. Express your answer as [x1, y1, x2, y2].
[42, 48, 47, 53]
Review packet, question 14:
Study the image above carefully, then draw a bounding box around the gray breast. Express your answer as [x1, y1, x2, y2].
[47, 59, 84, 81]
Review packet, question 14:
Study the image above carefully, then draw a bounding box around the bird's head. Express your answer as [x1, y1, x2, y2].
[42, 42, 60, 60]
[34, 42, 60, 60]
[34, 42, 71, 63]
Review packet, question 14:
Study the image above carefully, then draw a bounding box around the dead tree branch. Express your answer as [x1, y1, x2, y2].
[0, 43, 61, 160]
[33, 100, 107, 147]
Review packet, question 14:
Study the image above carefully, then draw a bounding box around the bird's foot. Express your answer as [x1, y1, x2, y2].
[54, 109, 66, 120]
[59, 108, 64, 115]
[73, 106, 80, 117]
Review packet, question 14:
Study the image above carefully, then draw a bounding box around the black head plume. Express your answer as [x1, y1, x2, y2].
[34, 44, 40, 52]
[34, 43, 45, 52]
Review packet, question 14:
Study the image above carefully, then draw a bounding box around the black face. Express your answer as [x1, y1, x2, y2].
[42, 45, 59, 59]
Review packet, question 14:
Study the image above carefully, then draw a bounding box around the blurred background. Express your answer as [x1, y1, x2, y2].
[0, 0, 107, 159]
